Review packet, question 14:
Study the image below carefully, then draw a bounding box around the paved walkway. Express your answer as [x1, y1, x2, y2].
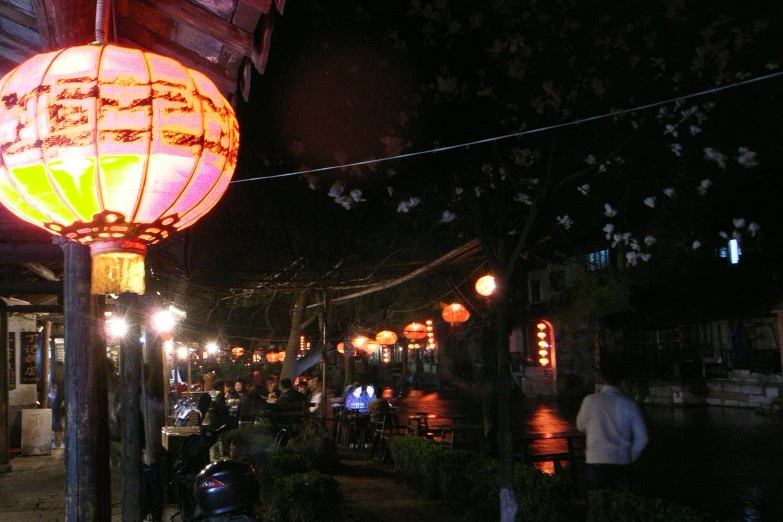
[0, 449, 460, 522]
[0, 449, 180, 521]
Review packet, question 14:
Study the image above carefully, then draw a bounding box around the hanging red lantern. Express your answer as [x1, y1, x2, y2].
[442, 303, 470, 325]
[266, 352, 278, 363]
[231, 346, 245, 358]
[336, 342, 345, 354]
[0, 44, 239, 295]
[363, 340, 380, 354]
[403, 322, 427, 340]
[375, 330, 398, 345]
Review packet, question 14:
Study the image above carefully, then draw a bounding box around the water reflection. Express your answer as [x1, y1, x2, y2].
[389, 389, 783, 521]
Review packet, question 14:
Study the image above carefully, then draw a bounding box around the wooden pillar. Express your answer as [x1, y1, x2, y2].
[62, 239, 111, 520]
[0, 299, 11, 474]
[38, 320, 52, 408]
[144, 298, 165, 454]
[119, 292, 142, 522]
[774, 309, 783, 377]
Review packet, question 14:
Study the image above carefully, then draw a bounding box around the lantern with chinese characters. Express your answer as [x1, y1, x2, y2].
[442, 303, 470, 325]
[375, 330, 398, 346]
[402, 322, 427, 340]
[0, 44, 239, 295]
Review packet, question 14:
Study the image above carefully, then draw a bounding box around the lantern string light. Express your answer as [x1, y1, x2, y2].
[232, 71, 783, 184]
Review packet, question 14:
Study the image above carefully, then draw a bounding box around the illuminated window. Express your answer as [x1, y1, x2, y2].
[586, 249, 610, 270]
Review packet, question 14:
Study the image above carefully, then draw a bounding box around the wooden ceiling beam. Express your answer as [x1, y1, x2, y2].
[134, 0, 253, 56]
[0, 3, 38, 32]
[0, 243, 63, 263]
[0, 31, 39, 64]
[32, 0, 96, 50]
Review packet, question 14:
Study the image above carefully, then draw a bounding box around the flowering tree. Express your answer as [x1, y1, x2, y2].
[222, 1, 783, 517]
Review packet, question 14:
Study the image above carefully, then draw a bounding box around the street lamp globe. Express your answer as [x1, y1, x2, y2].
[475, 275, 496, 297]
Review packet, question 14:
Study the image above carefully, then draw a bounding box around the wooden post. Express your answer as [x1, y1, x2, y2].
[0, 299, 11, 474]
[119, 292, 142, 522]
[774, 309, 783, 378]
[38, 320, 52, 408]
[61, 239, 111, 520]
[144, 297, 165, 454]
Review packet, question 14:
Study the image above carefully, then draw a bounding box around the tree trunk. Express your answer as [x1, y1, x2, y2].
[280, 290, 307, 381]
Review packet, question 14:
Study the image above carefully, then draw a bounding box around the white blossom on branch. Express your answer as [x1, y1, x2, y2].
[703, 148, 727, 169]
[440, 210, 457, 223]
[736, 147, 759, 167]
[644, 197, 656, 208]
[557, 215, 574, 229]
[604, 203, 617, 217]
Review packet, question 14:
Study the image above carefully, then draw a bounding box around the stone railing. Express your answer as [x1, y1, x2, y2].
[641, 370, 782, 413]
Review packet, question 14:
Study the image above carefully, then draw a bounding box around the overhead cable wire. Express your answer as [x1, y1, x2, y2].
[232, 71, 783, 184]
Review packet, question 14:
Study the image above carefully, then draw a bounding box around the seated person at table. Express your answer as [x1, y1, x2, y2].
[307, 375, 324, 414]
[345, 383, 376, 413]
[275, 377, 305, 412]
[223, 380, 240, 410]
[263, 376, 280, 402]
[239, 384, 266, 422]
[368, 396, 391, 422]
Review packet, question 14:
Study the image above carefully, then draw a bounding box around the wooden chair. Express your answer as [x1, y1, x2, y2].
[370, 412, 406, 462]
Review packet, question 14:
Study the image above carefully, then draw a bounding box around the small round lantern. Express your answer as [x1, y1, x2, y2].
[231, 346, 245, 358]
[475, 275, 496, 297]
[0, 44, 239, 294]
[442, 303, 470, 325]
[403, 322, 427, 340]
[375, 330, 398, 345]
[351, 335, 369, 349]
[363, 340, 380, 354]
[266, 352, 278, 363]
[336, 342, 345, 354]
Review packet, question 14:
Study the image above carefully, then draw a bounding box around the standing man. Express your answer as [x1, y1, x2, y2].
[576, 357, 648, 492]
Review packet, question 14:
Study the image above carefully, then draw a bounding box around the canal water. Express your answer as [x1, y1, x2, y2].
[386, 389, 783, 522]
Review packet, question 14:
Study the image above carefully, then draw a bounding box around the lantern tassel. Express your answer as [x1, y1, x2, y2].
[90, 240, 147, 295]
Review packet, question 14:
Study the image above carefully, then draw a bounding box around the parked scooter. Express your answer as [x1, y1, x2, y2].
[171, 394, 259, 522]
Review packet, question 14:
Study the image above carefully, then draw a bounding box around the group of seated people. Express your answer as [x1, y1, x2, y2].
[206, 374, 324, 429]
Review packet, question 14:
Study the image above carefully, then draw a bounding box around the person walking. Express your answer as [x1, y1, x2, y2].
[576, 357, 648, 492]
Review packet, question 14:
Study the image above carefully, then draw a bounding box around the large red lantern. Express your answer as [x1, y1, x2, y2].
[442, 303, 470, 325]
[0, 44, 239, 294]
[403, 322, 427, 340]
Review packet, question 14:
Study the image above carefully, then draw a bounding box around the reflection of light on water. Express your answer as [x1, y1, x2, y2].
[526, 405, 573, 434]
[525, 404, 577, 475]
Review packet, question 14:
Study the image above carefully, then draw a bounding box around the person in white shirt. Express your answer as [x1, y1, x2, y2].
[576, 357, 648, 492]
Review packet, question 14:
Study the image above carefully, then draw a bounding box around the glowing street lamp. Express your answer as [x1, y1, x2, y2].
[105, 316, 128, 340]
[475, 275, 496, 297]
